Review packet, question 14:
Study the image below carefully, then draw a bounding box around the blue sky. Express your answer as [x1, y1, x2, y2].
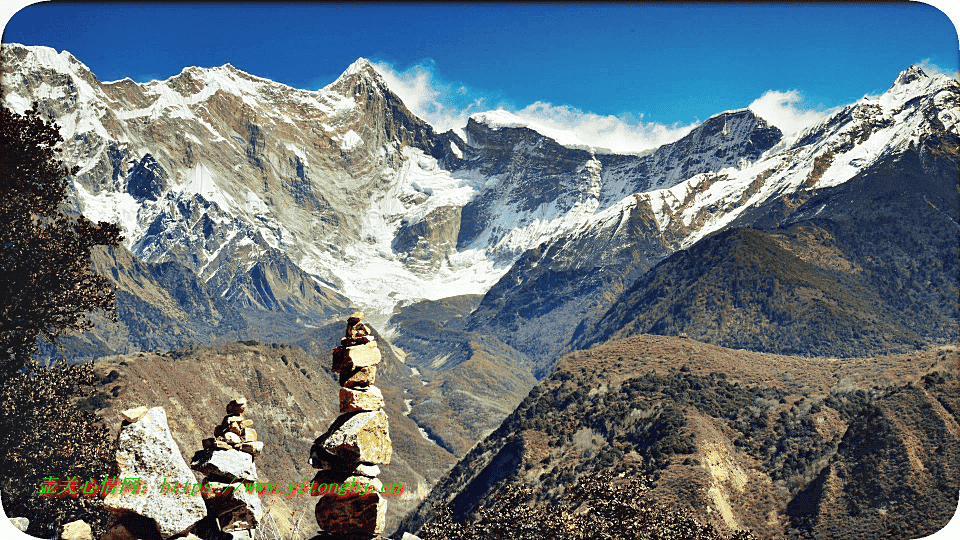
[2, 2, 958, 152]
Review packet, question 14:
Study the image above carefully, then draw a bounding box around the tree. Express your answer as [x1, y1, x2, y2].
[0, 363, 113, 538]
[0, 104, 122, 380]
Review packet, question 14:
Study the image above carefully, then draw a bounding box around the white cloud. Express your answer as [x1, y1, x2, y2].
[370, 60, 698, 154]
[748, 90, 833, 138]
[508, 102, 699, 154]
[916, 58, 959, 80]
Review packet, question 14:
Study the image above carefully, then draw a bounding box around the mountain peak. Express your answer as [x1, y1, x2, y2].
[894, 65, 929, 87]
[337, 57, 383, 83]
[325, 57, 387, 95]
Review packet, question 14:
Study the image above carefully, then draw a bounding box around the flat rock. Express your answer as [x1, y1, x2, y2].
[308, 449, 380, 477]
[340, 385, 385, 413]
[190, 448, 257, 483]
[240, 440, 263, 457]
[103, 406, 207, 539]
[344, 342, 381, 367]
[317, 410, 392, 465]
[339, 365, 377, 387]
[120, 406, 150, 423]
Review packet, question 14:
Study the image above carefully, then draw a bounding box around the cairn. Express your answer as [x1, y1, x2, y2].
[202, 397, 264, 457]
[310, 311, 393, 537]
[190, 397, 263, 535]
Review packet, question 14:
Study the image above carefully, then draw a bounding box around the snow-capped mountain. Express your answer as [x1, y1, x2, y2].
[2, 43, 957, 363]
[0, 44, 779, 318]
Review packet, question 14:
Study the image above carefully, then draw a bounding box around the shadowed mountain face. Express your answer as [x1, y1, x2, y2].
[399, 335, 960, 539]
[571, 136, 959, 358]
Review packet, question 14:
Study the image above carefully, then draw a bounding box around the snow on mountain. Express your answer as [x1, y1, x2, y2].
[3, 42, 955, 322]
[652, 65, 959, 249]
[469, 109, 607, 153]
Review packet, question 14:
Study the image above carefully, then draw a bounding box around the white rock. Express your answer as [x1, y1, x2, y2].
[8, 517, 28, 532]
[190, 448, 258, 483]
[103, 407, 207, 539]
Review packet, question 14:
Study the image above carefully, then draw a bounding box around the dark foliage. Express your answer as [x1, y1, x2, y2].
[0, 363, 115, 537]
[0, 104, 122, 380]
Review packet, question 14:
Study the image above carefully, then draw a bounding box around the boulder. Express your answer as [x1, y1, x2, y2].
[310, 474, 382, 496]
[317, 410, 392, 465]
[190, 448, 257, 483]
[103, 407, 207, 539]
[339, 385, 385, 413]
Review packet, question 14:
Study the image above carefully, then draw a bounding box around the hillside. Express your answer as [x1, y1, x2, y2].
[84, 339, 457, 537]
[400, 335, 960, 539]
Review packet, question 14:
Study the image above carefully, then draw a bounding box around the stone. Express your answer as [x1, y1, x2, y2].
[344, 342, 381, 368]
[331, 346, 347, 373]
[103, 407, 207, 538]
[340, 385, 385, 413]
[61, 519, 92, 540]
[8, 517, 28, 532]
[402, 533, 424, 540]
[120, 406, 150, 423]
[202, 479, 263, 533]
[315, 489, 387, 535]
[242, 427, 258, 442]
[339, 364, 377, 387]
[240, 441, 264, 457]
[311, 473, 382, 496]
[223, 415, 244, 434]
[224, 431, 242, 445]
[354, 463, 381, 477]
[318, 410, 392, 465]
[199, 480, 238, 500]
[241, 418, 255, 428]
[190, 448, 257, 483]
[226, 397, 247, 415]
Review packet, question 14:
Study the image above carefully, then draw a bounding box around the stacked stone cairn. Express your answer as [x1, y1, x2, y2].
[309, 311, 393, 537]
[190, 397, 264, 535]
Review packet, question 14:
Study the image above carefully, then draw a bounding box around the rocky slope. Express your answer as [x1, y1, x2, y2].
[399, 336, 960, 539]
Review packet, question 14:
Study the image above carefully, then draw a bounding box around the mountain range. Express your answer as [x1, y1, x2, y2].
[2, 43, 957, 537]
